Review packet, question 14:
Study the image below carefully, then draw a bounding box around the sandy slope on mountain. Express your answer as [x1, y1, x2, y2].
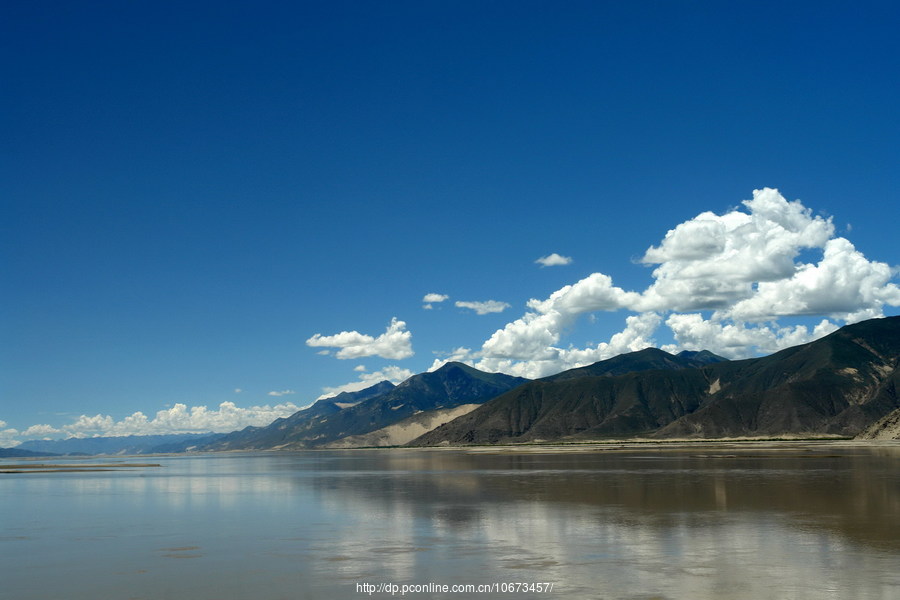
[857, 407, 900, 440]
[325, 404, 482, 448]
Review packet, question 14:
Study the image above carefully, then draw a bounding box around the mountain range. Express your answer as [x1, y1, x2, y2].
[15, 433, 223, 456]
[11, 316, 899, 455]
[416, 316, 900, 445]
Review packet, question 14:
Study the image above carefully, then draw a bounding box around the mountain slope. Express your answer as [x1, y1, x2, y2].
[857, 406, 900, 440]
[325, 404, 482, 448]
[414, 317, 900, 445]
[201, 380, 396, 451]
[657, 316, 900, 437]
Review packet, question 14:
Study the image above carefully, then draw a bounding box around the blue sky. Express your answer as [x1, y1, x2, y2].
[2, 1, 899, 445]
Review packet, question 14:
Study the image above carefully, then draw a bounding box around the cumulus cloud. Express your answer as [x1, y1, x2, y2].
[267, 390, 295, 397]
[458, 188, 899, 377]
[663, 313, 840, 358]
[637, 188, 836, 312]
[724, 237, 900, 323]
[22, 424, 62, 438]
[476, 273, 639, 363]
[1, 427, 20, 447]
[306, 317, 414, 360]
[535, 253, 573, 267]
[318, 365, 415, 399]
[455, 300, 511, 315]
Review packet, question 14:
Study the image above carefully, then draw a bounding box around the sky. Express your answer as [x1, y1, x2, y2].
[2, 1, 899, 446]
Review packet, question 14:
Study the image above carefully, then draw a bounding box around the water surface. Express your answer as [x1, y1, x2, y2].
[2, 442, 899, 599]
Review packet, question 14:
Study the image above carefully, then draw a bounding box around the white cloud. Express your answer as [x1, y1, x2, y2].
[664, 313, 839, 358]
[1, 427, 21, 447]
[422, 292, 450, 309]
[22, 424, 62, 438]
[455, 300, 512, 315]
[535, 253, 573, 267]
[58, 401, 302, 438]
[318, 365, 414, 399]
[267, 390, 296, 397]
[306, 317, 414, 360]
[638, 188, 836, 312]
[427, 346, 475, 372]
[423, 293, 449, 303]
[724, 237, 900, 323]
[234, 388, 243, 394]
[476, 273, 638, 363]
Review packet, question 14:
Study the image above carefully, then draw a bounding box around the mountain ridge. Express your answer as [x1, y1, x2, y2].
[413, 316, 900, 445]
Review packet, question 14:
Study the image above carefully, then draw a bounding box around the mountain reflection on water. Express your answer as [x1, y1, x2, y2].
[2, 443, 898, 600]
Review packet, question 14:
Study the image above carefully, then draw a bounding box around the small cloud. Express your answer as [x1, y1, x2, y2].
[423, 293, 449, 310]
[22, 424, 62, 438]
[234, 388, 243, 394]
[535, 253, 573, 267]
[268, 390, 296, 397]
[354, 365, 367, 372]
[456, 300, 511, 315]
[306, 317, 414, 360]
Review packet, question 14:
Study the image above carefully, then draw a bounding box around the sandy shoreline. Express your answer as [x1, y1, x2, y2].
[3, 438, 899, 467]
[0, 462, 162, 474]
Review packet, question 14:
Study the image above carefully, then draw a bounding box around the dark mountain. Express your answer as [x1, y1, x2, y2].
[414, 317, 900, 445]
[657, 316, 900, 438]
[676, 350, 728, 365]
[201, 380, 396, 451]
[16, 433, 221, 456]
[203, 363, 528, 450]
[0, 447, 61, 458]
[543, 347, 726, 382]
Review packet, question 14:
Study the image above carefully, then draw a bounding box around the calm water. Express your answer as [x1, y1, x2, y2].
[2, 443, 899, 600]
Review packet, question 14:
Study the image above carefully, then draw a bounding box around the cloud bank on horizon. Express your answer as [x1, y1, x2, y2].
[5, 189, 898, 447]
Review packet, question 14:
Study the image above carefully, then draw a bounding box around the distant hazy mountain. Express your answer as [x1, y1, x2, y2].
[0, 447, 61, 458]
[202, 363, 528, 450]
[16, 433, 221, 456]
[414, 316, 900, 445]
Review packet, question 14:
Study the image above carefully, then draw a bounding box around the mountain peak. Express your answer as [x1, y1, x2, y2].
[433, 361, 477, 374]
